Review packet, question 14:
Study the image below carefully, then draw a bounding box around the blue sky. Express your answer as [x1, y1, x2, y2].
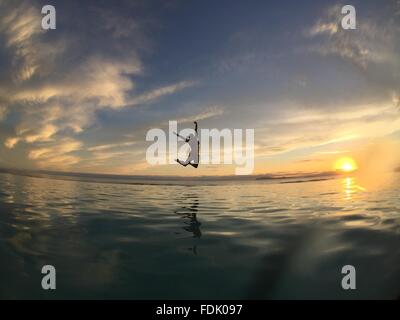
[0, 0, 399, 175]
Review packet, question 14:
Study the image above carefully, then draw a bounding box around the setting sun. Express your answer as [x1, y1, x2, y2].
[334, 157, 358, 173]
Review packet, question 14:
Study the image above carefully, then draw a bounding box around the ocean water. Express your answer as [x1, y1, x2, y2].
[0, 172, 399, 299]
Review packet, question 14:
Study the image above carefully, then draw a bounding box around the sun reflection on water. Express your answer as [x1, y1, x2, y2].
[342, 176, 366, 200]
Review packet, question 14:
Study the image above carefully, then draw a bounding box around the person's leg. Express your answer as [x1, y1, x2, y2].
[177, 152, 198, 167]
[176, 158, 190, 166]
[186, 152, 198, 168]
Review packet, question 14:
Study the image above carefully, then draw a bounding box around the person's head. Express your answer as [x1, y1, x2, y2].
[186, 133, 195, 142]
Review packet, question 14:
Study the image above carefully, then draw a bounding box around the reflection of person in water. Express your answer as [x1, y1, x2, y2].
[175, 198, 202, 238]
[174, 196, 202, 255]
[175, 199, 201, 238]
[175, 121, 199, 168]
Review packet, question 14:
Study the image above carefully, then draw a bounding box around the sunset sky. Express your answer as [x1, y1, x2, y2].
[0, 0, 399, 176]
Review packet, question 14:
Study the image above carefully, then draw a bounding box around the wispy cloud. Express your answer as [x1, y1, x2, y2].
[0, 1, 194, 171]
[172, 105, 225, 124]
[0, 1, 44, 82]
[127, 81, 197, 107]
[305, 3, 400, 70]
[27, 139, 83, 169]
[255, 102, 400, 158]
[88, 141, 136, 152]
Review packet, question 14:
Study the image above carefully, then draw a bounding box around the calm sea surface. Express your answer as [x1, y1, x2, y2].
[0, 172, 399, 299]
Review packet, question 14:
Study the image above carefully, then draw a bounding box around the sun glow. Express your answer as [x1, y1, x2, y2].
[334, 157, 358, 173]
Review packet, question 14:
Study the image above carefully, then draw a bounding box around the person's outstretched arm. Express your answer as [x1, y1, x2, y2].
[174, 131, 186, 141]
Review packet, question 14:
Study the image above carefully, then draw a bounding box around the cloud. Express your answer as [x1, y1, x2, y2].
[255, 102, 400, 158]
[306, 3, 400, 70]
[5, 137, 20, 149]
[28, 139, 83, 169]
[28, 139, 82, 159]
[0, 0, 68, 85]
[392, 91, 400, 109]
[36, 154, 81, 169]
[127, 81, 197, 106]
[0, 0, 44, 82]
[0, 104, 8, 121]
[0, 1, 194, 171]
[172, 105, 225, 124]
[24, 124, 57, 143]
[12, 56, 142, 108]
[88, 141, 136, 152]
[308, 22, 338, 36]
[302, 1, 400, 128]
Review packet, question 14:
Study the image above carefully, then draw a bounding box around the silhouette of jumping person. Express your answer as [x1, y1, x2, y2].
[175, 121, 199, 168]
